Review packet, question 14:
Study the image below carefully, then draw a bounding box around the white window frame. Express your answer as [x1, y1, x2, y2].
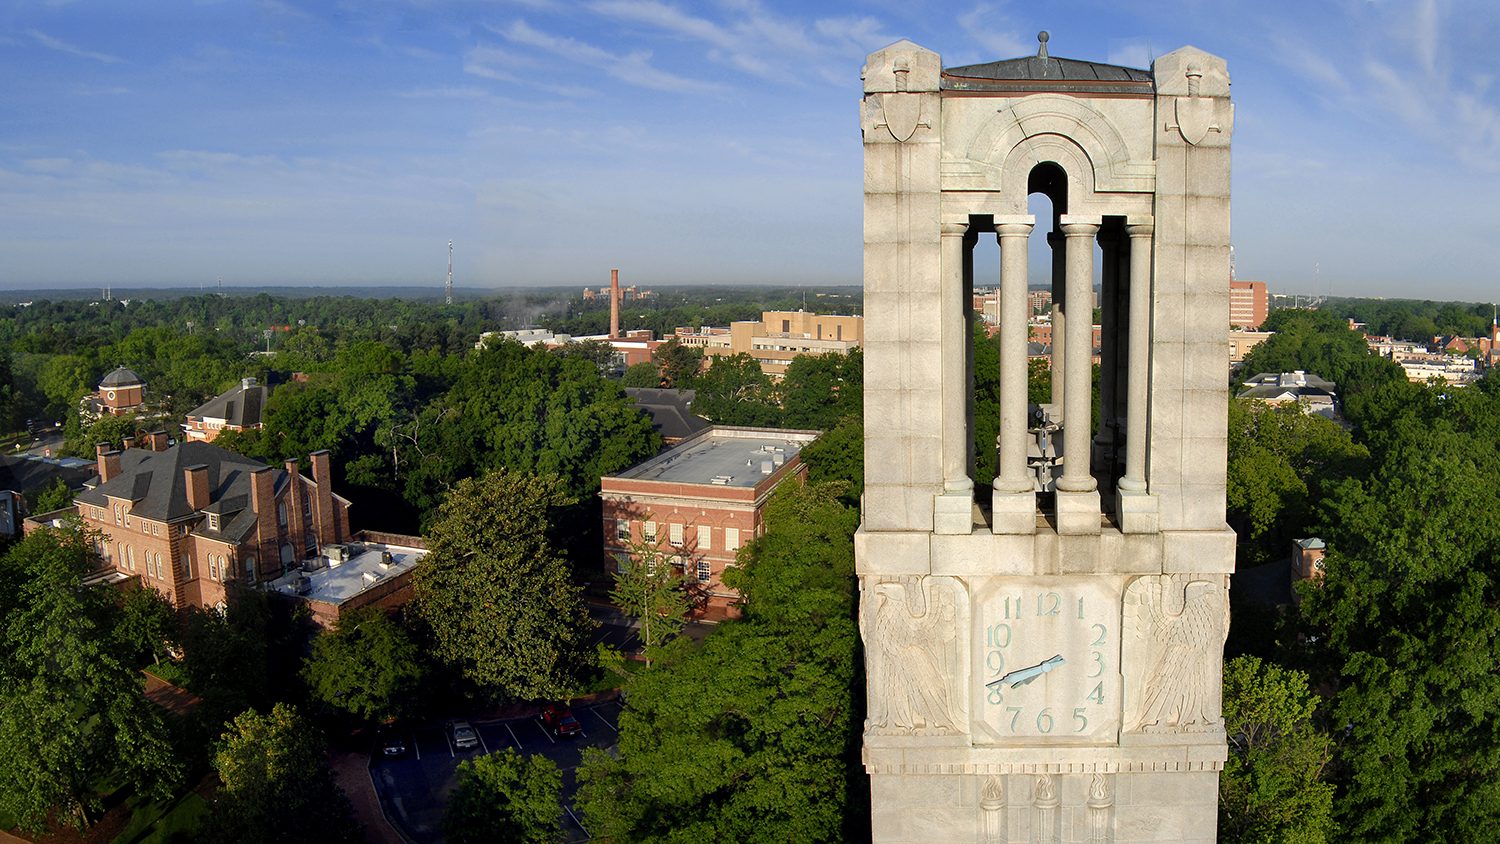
[696, 558, 711, 583]
[615, 519, 631, 543]
[697, 525, 711, 550]
[643, 521, 657, 543]
[669, 522, 684, 546]
[725, 527, 741, 552]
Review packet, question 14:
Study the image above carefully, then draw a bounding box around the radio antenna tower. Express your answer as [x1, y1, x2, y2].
[445, 240, 454, 305]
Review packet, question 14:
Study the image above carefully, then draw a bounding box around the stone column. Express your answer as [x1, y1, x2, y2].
[1117, 216, 1160, 532]
[1047, 231, 1066, 416]
[934, 219, 973, 534]
[1056, 216, 1101, 534]
[992, 216, 1036, 534]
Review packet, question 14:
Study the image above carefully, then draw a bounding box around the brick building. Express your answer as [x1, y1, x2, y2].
[83, 366, 147, 420]
[183, 377, 267, 443]
[600, 426, 820, 620]
[71, 435, 352, 609]
[674, 310, 863, 377]
[1229, 280, 1269, 329]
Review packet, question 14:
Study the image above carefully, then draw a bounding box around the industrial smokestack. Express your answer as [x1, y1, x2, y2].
[610, 268, 621, 339]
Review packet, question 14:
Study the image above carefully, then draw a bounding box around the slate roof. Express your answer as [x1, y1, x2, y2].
[943, 38, 1153, 94]
[0, 455, 95, 496]
[99, 366, 144, 388]
[625, 387, 711, 442]
[187, 379, 267, 428]
[77, 442, 288, 540]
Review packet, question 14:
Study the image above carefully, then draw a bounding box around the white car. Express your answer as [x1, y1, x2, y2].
[447, 720, 479, 750]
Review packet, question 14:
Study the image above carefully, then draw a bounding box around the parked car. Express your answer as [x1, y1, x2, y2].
[447, 719, 479, 750]
[376, 725, 406, 757]
[540, 703, 583, 738]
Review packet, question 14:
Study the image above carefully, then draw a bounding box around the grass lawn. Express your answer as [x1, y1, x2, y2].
[110, 781, 211, 844]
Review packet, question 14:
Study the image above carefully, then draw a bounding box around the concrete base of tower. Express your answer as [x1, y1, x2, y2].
[1055, 489, 1102, 535]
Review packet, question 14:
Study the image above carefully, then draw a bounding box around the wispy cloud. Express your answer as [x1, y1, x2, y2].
[492, 19, 720, 93]
[395, 86, 490, 100]
[586, 0, 894, 86]
[957, 4, 1028, 62]
[27, 29, 123, 64]
[1106, 40, 1152, 70]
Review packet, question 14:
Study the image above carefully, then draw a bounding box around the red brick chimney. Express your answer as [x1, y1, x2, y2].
[283, 458, 305, 554]
[147, 430, 170, 452]
[250, 466, 278, 571]
[309, 450, 340, 546]
[96, 443, 121, 484]
[122, 435, 136, 451]
[185, 465, 210, 511]
[610, 268, 620, 339]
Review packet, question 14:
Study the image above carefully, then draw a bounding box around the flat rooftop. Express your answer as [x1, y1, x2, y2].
[612, 427, 819, 488]
[269, 541, 425, 605]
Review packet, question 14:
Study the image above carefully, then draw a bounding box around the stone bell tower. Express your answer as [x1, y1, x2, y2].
[857, 33, 1235, 843]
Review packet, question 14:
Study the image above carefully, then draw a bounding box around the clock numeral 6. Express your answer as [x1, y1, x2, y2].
[1035, 708, 1053, 734]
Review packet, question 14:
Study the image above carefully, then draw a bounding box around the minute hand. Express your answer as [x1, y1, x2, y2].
[987, 654, 1066, 689]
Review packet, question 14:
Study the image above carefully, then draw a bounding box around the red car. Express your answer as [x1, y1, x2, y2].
[541, 703, 583, 738]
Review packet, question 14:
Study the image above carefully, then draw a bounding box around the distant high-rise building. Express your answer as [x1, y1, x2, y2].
[1229, 280, 1269, 329]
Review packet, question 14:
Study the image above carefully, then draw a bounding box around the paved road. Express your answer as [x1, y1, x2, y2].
[370, 700, 623, 843]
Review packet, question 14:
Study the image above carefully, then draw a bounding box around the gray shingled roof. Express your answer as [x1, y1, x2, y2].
[186, 379, 267, 428]
[625, 387, 710, 442]
[99, 366, 144, 388]
[77, 442, 288, 537]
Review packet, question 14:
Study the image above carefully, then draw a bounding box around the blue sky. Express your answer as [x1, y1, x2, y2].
[1, 0, 1497, 300]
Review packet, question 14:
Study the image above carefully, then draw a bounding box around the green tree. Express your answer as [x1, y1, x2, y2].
[690, 353, 779, 426]
[414, 470, 596, 700]
[610, 539, 693, 666]
[200, 703, 361, 844]
[443, 748, 562, 844]
[621, 360, 661, 388]
[26, 476, 76, 514]
[651, 339, 703, 389]
[577, 482, 864, 843]
[799, 416, 863, 507]
[1219, 656, 1335, 843]
[0, 525, 181, 831]
[302, 607, 423, 723]
[115, 585, 178, 668]
[781, 348, 862, 430]
[1302, 418, 1500, 841]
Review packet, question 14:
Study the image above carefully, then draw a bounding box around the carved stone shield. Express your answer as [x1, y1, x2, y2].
[1174, 96, 1215, 146]
[881, 93, 922, 143]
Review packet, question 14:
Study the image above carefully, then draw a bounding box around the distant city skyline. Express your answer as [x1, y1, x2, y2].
[2, 1, 1497, 300]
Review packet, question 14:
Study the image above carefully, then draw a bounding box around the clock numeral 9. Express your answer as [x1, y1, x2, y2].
[985, 649, 1006, 677]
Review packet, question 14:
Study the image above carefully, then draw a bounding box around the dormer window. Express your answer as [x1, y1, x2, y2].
[207, 513, 221, 531]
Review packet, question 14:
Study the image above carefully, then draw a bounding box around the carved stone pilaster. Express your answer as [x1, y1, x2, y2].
[1031, 773, 1058, 844]
[979, 775, 1006, 844]
[1087, 773, 1114, 844]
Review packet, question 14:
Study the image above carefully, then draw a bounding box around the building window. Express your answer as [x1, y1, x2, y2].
[696, 558, 712, 583]
[127, 545, 136, 571]
[669, 523, 684, 546]
[211, 556, 221, 582]
[614, 552, 631, 573]
[113, 503, 122, 525]
[615, 520, 631, 543]
[643, 521, 657, 543]
[244, 558, 255, 582]
[697, 525, 712, 550]
[277, 502, 288, 527]
[725, 527, 741, 552]
[207, 512, 220, 531]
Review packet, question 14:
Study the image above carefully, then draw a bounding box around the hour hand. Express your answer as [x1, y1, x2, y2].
[987, 655, 1066, 689]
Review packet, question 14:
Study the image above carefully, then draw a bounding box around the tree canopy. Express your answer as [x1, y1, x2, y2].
[576, 482, 865, 843]
[302, 607, 424, 724]
[414, 470, 596, 701]
[443, 748, 562, 844]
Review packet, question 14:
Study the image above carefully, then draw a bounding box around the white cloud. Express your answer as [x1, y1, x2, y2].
[26, 29, 123, 64]
[957, 4, 1028, 61]
[1106, 40, 1151, 70]
[493, 19, 721, 93]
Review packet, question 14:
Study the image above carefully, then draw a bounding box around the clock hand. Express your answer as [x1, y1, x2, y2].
[986, 655, 1066, 689]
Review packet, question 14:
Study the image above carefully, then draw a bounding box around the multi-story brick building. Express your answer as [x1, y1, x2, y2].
[183, 377, 267, 443]
[1229, 279, 1269, 329]
[72, 434, 352, 609]
[600, 426, 820, 620]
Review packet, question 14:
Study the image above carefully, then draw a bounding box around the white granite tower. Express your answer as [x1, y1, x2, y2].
[858, 34, 1234, 843]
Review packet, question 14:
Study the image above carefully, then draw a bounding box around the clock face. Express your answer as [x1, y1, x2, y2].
[971, 578, 1122, 745]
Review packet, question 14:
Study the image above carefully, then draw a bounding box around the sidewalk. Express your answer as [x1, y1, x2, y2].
[330, 751, 406, 844]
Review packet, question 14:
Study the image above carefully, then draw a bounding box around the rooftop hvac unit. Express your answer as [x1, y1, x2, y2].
[760, 460, 774, 475]
[772, 453, 785, 466]
[302, 557, 326, 573]
[292, 576, 312, 596]
[322, 544, 349, 563]
[379, 551, 394, 568]
[710, 475, 732, 485]
[362, 571, 383, 586]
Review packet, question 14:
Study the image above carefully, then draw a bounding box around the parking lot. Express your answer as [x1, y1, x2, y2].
[370, 699, 623, 843]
